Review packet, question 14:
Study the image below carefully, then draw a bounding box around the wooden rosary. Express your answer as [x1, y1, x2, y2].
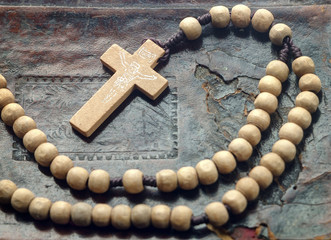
[0, 4, 322, 234]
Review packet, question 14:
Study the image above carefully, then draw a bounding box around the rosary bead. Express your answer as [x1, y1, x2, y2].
[88, 169, 110, 194]
[231, 4, 251, 28]
[279, 122, 303, 145]
[0, 88, 15, 109]
[209, 6, 230, 28]
[122, 169, 144, 194]
[228, 138, 253, 161]
[288, 107, 312, 129]
[266, 60, 289, 83]
[212, 150, 236, 174]
[222, 189, 247, 215]
[251, 9, 274, 33]
[50, 201, 72, 225]
[247, 109, 271, 131]
[205, 202, 229, 227]
[235, 177, 260, 201]
[92, 204, 112, 227]
[238, 124, 261, 147]
[249, 166, 273, 189]
[179, 17, 202, 40]
[66, 167, 89, 191]
[295, 91, 319, 113]
[71, 202, 93, 227]
[1, 103, 25, 126]
[28, 197, 52, 221]
[254, 92, 278, 114]
[131, 204, 151, 229]
[34, 142, 58, 167]
[258, 75, 282, 96]
[0, 179, 17, 204]
[260, 152, 285, 177]
[299, 73, 321, 93]
[0, 74, 7, 88]
[111, 204, 131, 230]
[151, 205, 171, 229]
[170, 205, 192, 231]
[13, 116, 37, 138]
[156, 169, 178, 192]
[292, 56, 315, 77]
[269, 23, 292, 46]
[195, 159, 218, 185]
[23, 129, 47, 153]
[177, 166, 199, 190]
[50, 155, 74, 180]
[272, 139, 296, 163]
[11, 188, 35, 213]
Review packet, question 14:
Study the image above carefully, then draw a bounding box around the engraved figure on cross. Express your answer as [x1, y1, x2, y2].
[70, 40, 168, 137]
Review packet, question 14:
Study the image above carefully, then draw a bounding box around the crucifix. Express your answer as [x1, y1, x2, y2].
[70, 39, 168, 137]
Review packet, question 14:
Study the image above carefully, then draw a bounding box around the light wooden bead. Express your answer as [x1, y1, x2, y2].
[195, 159, 218, 185]
[228, 138, 253, 161]
[247, 109, 271, 131]
[0, 180, 17, 204]
[111, 204, 131, 230]
[249, 166, 273, 189]
[92, 204, 112, 227]
[170, 206, 192, 231]
[0, 88, 15, 109]
[122, 169, 144, 194]
[231, 4, 251, 28]
[295, 91, 319, 113]
[50, 155, 74, 180]
[29, 197, 52, 221]
[288, 107, 312, 129]
[66, 167, 89, 191]
[279, 122, 303, 145]
[222, 190, 247, 215]
[71, 202, 93, 227]
[299, 73, 321, 93]
[251, 9, 274, 33]
[131, 204, 151, 229]
[260, 153, 285, 177]
[238, 124, 261, 147]
[205, 202, 229, 227]
[292, 56, 315, 77]
[151, 205, 171, 229]
[209, 6, 230, 28]
[13, 116, 37, 138]
[235, 177, 260, 201]
[258, 75, 282, 96]
[269, 23, 292, 46]
[179, 17, 202, 40]
[11, 188, 35, 213]
[88, 169, 110, 194]
[266, 60, 289, 82]
[177, 166, 198, 190]
[272, 139, 296, 163]
[50, 201, 72, 225]
[0, 74, 7, 88]
[212, 151, 236, 174]
[34, 142, 58, 167]
[156, 169, 178, 192]
[1, 103, 25, 126]
[23, 129, 47, 153]
[254, 92, 278, 114]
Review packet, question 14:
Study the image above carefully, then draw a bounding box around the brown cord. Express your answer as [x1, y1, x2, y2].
[191, 213, 209, 226]
[143, 176, 157, 187]
[110, 177, 123, 187]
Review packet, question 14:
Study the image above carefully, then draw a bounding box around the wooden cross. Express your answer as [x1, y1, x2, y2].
[70, 39, 168, 137]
